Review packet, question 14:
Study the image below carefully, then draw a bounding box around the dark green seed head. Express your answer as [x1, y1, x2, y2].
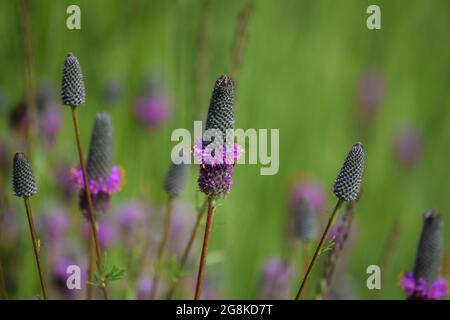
[12, 152, 37, 197]
[86, 113, 113, 181]
[413, 211, 443, 283]
[333, 143, 365, 201]
[61, 53, 86, 107]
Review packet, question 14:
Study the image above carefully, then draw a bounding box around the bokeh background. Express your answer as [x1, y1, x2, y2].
[1, 0, 450, 300]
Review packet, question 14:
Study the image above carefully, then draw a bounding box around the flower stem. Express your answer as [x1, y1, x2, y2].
[166, 198, 208, 299]
[149, 196, 174, 299]
[295, 198, 343, 300]
[23, 197, 48, 300]
[301, 241, 310, 298]
[70, 107, 109, 300]
[194, 198, 216, 300]
[86, 232, 95, 300]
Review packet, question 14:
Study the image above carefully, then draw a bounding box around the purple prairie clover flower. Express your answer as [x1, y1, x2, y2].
[261, 258, 294, 300]
[400, 211, 448, 300]
[82, 221, 116, 249]
[136, 276, 160, 300]
[356, 70, 385, 115]
[393, 126, 424, 170]
[72, 166, 123, 196]
[42, 206, 70, 242]
[134, 94, 172, 129]
[290, 179, 326, 214]
[115, 201, 146, 233]
[401, 272, 447, 300]
[52, 257, 87, 299]
[167, 203, 196, 256]
[39, 105, 63, 146]
[72, 113, 124, 215]
[54, 162, 76, 200]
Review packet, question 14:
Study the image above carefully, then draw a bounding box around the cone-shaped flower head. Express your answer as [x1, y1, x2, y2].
[203, 75, 235, 150]
[164, 151, 189, 198]
[401, 211, 447, 300]
[61, 53, 85, 107]
[292, 199, 318, 241]
[413, 211, 443, 283]
[86, 113, 113, 181]
[333, 143, 365, 201]
[12, 152, 37, 197]
[198, 75, 236, 199]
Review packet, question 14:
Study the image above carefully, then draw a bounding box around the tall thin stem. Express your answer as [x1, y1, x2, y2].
[194, 199, 216, 300]
[295, 198, 343, 300]
[149, 196, 174, 299]
[70, 107, 109, 300]
[23, 197, 48, 300]
[86, 232, 95, 300]
[301, 241, 310, 298]
[166, 198, 208, 299]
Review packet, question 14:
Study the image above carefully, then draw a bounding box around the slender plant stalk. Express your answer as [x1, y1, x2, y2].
[70, 107, 109, 300]
[295, 199, 343, 300]
[86, 232, 95, 300]
[17, 0, 37, 154]
[317, 201, 355, 299]
[301, 241, 310, 298]
[0, 261, 8, 300]
[149, 196, 174, 299]
[194, 199, 216, 300]
[23, 197, 48, 300]
[230, 0, 254, 80]
[166, 198, 208, 299]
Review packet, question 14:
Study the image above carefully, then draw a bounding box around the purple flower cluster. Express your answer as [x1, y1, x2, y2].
[195, 140, 242, 199]
[400, 272, 448, 300]
[71, 166, 123, 196]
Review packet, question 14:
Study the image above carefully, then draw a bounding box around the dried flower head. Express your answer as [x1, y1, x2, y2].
[61, 53, 85, 107]
[333, 143, 365, 201]
[12, 152, 37, 197]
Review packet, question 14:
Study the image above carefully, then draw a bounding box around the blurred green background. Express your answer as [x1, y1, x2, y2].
[1, 0, 450, 300]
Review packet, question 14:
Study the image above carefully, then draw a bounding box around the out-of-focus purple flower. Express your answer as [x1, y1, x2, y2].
[42, 206, 70, 242]
[393, 126, 424, 170]
[290, 179, 326, 214]
[0, 205, 20, 246]
[52, 257, 86, 299]
[136, 276, 159, 300]
[167, 203, 196, 256]
[261, 258, 294, 300]
[115, 201, 146, 233]
[83, 221, 116, 249]
[400, 272, 447, 300]
[102, 78, 123, 105]
[53, 162, 76, 200]
[357, 70, 385, 117]
[39, 105, 62, 146]
[72, 166, 123, 196]
[134, 94, 172, 129]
